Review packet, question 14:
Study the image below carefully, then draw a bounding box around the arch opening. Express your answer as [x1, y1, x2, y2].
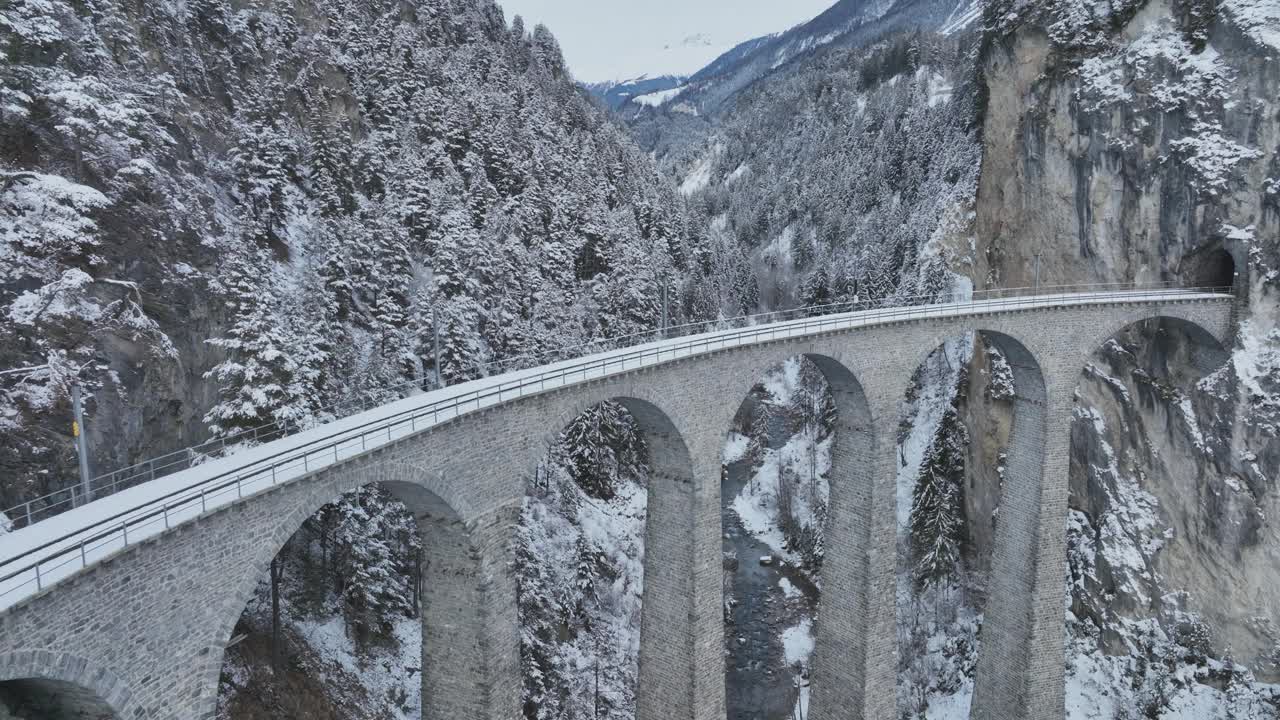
[0, 678, 118, 720]
[719, 353, 875, 720]
[516, 399, 654, 720]
[216, 481, 440, 719]
[893, 330, 1047, 719]
[721, 355, 835, 720]
[1062, 317, 1280, 716]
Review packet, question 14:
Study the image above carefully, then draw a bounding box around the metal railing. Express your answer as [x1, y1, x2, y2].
[0, 282, 1232, 604]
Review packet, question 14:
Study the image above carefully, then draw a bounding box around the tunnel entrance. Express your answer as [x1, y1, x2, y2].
[0, 678, 117, 719]
[1184, 247, 1236, 290]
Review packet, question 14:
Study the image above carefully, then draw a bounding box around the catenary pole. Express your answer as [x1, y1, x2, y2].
[433, 307, 443, 389]
[661, 282, 669, 338]
[71, 384, 92, 506]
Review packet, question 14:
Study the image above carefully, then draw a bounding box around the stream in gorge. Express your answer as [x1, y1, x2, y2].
[722, 455, 821, 720]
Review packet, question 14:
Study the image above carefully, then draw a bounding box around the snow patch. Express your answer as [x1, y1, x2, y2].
[778, 576, 801, 599]
[723, 431, 750, 464]
[632, 85, 685, 107]
[1222, 0, 1280, 49]
[679, 144, 722, 195]
[781, 617, 815, 666]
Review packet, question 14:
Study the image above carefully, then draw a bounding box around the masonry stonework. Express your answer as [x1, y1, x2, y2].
[0, 299, 1232, 720]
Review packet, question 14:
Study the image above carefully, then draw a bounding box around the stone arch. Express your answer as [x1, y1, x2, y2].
[0, 650, 129, 719]
[538, 387, 701, 465]
[885, 328, 1048, 719]
[198, 459, 513, 720]
[1077, 315, 1230, 383]
[1060, 315, 1244, 702]
[539, 394, 703, 720]
[966, 331, 1049, 718]
[791, 354, 878, 720]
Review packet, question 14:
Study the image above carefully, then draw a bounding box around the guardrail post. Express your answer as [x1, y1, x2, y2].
[80, 541, 86, 568]
[163, 503, 169, 529]
[34, 562, 41, 591]
[24, 501, 31, 527]
[201, 491, 207, 513]
[121, 522, 129, 546]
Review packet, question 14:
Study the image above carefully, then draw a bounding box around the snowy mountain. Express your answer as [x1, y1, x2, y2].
[0, 0, 708, 514]
[627, 0, 980, 116]
[585, 74, 687, 110]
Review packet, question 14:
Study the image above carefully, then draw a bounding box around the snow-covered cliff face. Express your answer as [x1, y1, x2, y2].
[966, 0, 1280, 712]
[0, 0, 696, 515]
[975, 0, 1278, 289]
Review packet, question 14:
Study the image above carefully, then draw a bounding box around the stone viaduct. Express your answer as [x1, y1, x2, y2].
[0, 293, 1234, 720]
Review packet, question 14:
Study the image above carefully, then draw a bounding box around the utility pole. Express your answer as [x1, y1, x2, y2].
[432, 307, 443, 390]
[660, 281, 669, 339]
[71, 384, 92, 506]
[270, 556, 283, 674]
[593, 634, 601, 720]
[412, 546, 422, 619]
[1034, 253, 1043, 293]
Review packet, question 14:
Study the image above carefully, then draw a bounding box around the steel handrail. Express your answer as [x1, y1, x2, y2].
[0, 283, 1226, 535]
[0, 280, 1214, 528]
[0, 285, 1233, 602]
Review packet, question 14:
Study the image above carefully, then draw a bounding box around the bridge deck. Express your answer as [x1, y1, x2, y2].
[0, 289, 1232, 610]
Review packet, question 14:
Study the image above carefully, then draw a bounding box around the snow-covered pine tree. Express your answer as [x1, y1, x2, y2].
[434, 295, 488, 384]
[228, 81, 297, 248]
[556, 401, 646, 501]
[203, 247, 327, 438]
[329, 485, 420, 645]
[910, 402, 970, 589]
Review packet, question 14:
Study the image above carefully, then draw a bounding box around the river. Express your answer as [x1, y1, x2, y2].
[722, 454, 821, 720]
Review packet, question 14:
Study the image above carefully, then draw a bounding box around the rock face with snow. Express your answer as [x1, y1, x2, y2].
[965, 0, 1280, 713]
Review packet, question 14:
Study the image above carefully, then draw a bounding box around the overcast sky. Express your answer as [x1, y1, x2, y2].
[494, 0, 835, 83]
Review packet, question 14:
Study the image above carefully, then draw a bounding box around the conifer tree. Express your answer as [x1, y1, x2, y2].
[910, 402, 970, 589]
[203, 247, 326, 437]
[330, 486, 420, 643]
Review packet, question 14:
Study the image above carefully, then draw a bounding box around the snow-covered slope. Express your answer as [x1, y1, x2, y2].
[585, 74, 688, 110]
[632, 0, 977, 118]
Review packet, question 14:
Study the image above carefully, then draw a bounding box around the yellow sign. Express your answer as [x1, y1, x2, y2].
[72, 421, 80, 438]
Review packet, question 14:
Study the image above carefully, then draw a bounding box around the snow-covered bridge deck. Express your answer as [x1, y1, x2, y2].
[0, 285, 1236, 720]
